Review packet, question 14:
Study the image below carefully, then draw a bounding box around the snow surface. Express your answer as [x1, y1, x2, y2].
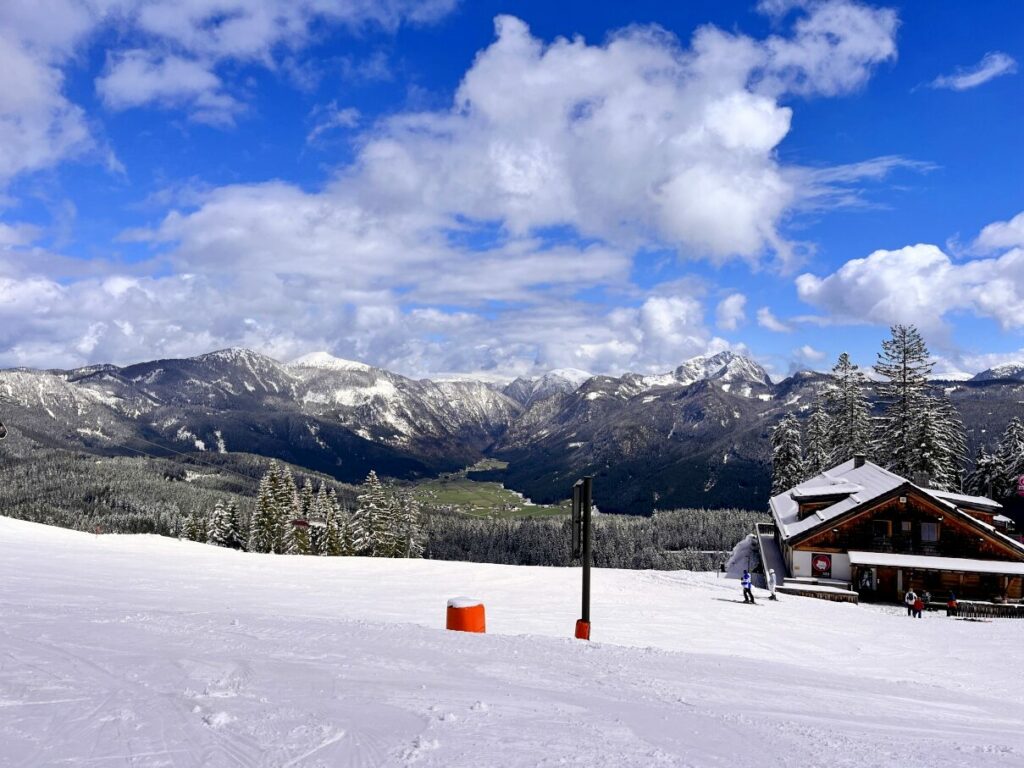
[2, 516, 1023, 767]
[288, 351, 373, 373]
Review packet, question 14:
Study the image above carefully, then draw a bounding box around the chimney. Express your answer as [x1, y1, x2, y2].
[853, 454, 866, 468]
[913, 471, 930, 489]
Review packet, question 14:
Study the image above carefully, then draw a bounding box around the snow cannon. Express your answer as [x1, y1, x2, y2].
[446, 597, 486, 633]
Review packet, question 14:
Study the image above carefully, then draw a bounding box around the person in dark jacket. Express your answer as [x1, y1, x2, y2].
[946, 592, 958, 617]
[741, 570, 755, 603]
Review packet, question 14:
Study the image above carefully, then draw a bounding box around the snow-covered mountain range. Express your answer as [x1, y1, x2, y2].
[2, 348, 1022, 511]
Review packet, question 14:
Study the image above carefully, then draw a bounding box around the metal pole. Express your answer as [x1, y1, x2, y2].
[581, 476, 592, 624]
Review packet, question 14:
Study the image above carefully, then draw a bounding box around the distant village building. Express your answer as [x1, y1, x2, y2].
[766, 456, 1024, 603]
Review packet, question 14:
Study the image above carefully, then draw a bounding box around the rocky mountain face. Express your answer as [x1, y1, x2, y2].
[2, 349, 1022, 513]
[971, 362, 1024, 382]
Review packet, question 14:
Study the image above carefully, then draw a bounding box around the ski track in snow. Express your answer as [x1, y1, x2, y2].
[1, 517, 1022, 767]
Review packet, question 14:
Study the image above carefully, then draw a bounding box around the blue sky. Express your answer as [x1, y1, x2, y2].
[0, 0, 1022, 380]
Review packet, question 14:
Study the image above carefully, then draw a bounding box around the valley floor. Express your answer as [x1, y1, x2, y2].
[1, 516, 1022, 767]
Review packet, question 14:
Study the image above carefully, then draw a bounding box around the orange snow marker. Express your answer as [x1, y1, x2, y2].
[446, 597, 486, 633]
[574, 619, 590, 640]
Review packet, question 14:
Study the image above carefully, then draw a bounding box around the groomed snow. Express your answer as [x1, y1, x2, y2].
[1, 516, 1022, 767]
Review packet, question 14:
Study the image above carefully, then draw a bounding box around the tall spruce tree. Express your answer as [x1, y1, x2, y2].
[965, 447, 1003, 498]
[249, 463, 282, 553]
[994, 417, 1024, 498]
[804, 404, 833, 478]
[912, 394, 966, 491]
[207, 500, 231, 546]
[272, 465, 299, 554]
[396, 493, 424, 558]
[771, 413, 805, 494]
[309, 484, 330, 556]
[823, 352, 873, 464]
[874, 325, 933, 477]
[352, 470, 397, 556]
[223, 500, 246, 550]
[331, 489, 355, 555]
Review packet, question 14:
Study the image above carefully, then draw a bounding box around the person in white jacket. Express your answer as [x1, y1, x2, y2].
[904, 589, 917, 617]
[768, 569, 778, 601]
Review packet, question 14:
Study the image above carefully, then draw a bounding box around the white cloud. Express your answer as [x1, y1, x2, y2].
[307, 102, 361, 145]
[757, 307, 792, 332]
[715, 293, 747, 330]
[96, 51, 240, 125]
[796, 236, 1024, 333]
[930, 52, 1017, 91]
[796, 343, 825, 361]
[975, 210, 1024, 251]
[0, 31, 92, 186]
[758, 0, 898, 96]
[0, 2, 908, 373]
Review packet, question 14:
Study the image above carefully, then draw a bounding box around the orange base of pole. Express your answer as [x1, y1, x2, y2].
[574, 619, 590, 640]
[446, 599, 486, 633]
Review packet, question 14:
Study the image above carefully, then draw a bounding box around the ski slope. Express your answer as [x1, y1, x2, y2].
[1, 516, 1022, 767]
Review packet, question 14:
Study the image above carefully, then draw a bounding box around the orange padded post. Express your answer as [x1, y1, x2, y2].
[574, 619, 590, 640]
[446, 597, 486, 633]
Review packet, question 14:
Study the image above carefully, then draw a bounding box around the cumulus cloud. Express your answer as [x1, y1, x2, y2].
[715, 293, 747, 330]
[757, 307, 792, 332]
[0, 2, 907, 374]
[97, 51, 241, 125]
[930, 52, 1017, 91]
[796, 227, 1024, 333]
[0, 31, 92, 186]
[975, 210, 1024, 251]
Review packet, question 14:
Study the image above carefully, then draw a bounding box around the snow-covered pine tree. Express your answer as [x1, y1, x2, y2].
[804, 404, 833, 479]
[182, 510, 205, 541]
[965, 446, 1004, 498]
[771, 413, 804, 494]
[299, 478, 315, 518]
[320, 489, 343, 557]
[352, 470, 396, 556]
[823, 352, 874, 464]
[993, 417, 1024, 498]
[249, 463, 282, 553]
[308, 483, 330, 556]
[331, 489, 355, 556]
[272, 464, 300, 554]
[396, 493, 424, 558]
[207, 500, 230, 546]
[873, 325, 933, 477]
[223, 500, 246, 550]
[911, 393, 966, 491]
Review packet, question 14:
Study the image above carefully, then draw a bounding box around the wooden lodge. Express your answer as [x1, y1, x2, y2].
[766, 457, 1024, 603]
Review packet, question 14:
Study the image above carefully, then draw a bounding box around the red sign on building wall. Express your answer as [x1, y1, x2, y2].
[1017, 475, 1024, 497]
[812, 553, 832, 579]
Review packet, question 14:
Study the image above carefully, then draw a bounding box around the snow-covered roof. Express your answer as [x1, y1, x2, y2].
[770, 459, 1005, 542]
[848, 551, 1024, 576]
[791, 481, 864, 499]
[929, 489, 1002, 511]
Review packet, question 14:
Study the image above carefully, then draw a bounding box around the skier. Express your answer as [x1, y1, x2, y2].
[741, 569, 755, 604]
[904, 588, 917, 617]
[946, 591, 958, 617]
[767, 568, 778, 601]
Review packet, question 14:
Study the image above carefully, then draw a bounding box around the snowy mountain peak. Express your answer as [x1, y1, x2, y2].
[503, 367, 593, 406]
[638, 351, 771, 391]
[971, 362, 1024, 382]
[542, 368, 592, 388]
[673, 351, 771, 386]
[288, 351, 372, 372]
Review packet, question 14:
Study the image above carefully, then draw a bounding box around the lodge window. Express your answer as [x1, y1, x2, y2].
[873, 520, 891, 539]
[901, 521, 912, 534]
[920, 522, 939, 542]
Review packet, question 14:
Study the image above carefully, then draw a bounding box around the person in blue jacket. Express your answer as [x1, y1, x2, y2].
[741, 570, 755, 603]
